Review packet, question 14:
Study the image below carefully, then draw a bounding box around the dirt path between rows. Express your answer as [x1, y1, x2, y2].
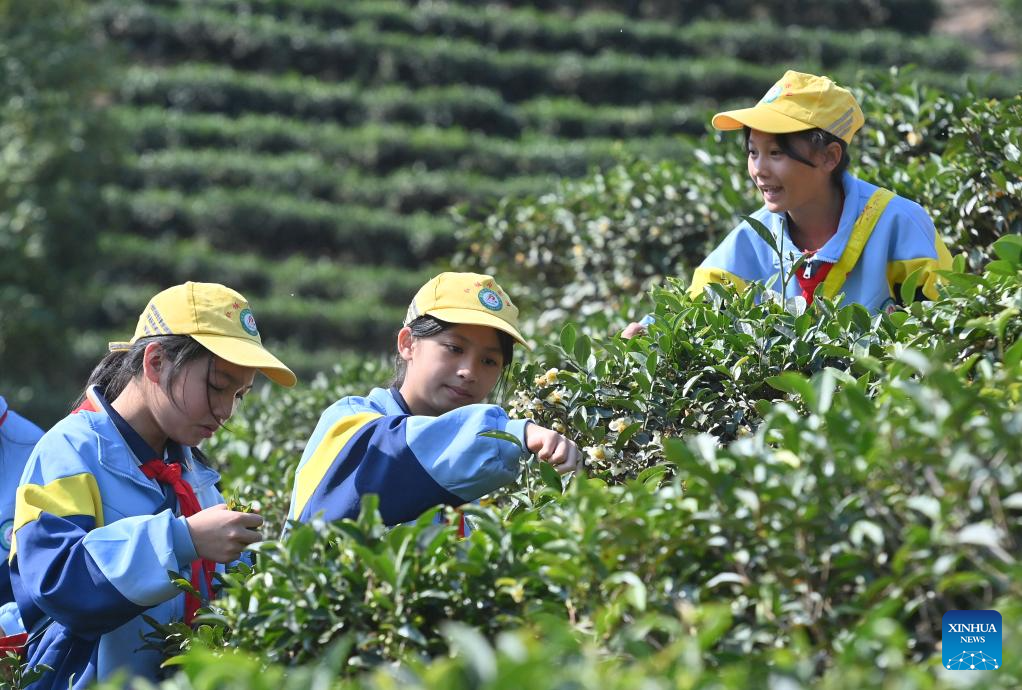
[934, 0, 1019, 71]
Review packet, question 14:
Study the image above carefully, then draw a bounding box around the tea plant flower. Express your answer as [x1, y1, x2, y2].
[534, 368, 560, 386]
[608, 417, 634, 433]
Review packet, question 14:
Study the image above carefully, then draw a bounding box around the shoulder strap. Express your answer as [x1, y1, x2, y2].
[819, 187, 896, 301]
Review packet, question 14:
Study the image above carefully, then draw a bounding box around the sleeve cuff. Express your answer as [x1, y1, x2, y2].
[505, 419, 531, 453]
[0, 602, 25, 635]
[171, 515, 199, 566]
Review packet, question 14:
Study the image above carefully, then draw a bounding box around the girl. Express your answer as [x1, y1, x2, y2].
[0, 396, 43, 638]
[288, 272, 579, 529]
[10, 282, 295, 689]
[623, 70, 952, 338]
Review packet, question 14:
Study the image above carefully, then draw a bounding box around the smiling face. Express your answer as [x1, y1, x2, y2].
[149, 349, 256, 447]
[746, 129, 837, 216]
[397, 323, 505, 416]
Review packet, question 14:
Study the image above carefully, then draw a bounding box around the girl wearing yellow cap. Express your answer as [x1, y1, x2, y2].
[10, 282, 295, 688]
[288, 272, 579, 531]
[624, 70, 952, 337]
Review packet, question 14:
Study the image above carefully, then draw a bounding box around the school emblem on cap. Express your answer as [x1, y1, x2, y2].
[0, 519, 13, 551]
[761, 83, 783, 104]
[478, 288, 503, 311]
[239, 308, 259, 336]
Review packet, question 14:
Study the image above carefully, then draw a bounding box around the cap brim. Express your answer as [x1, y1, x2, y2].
[711, 105, 813, 134]
[192, 333, 297, 387]
[425, 307, 531, 351]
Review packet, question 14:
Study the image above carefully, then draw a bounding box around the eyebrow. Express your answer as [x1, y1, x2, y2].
[446, 332, 503, 354]
[213, 367, 254, 391]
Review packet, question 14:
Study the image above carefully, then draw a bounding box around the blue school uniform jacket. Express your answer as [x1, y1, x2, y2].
[10, 388, 224, 689]
[287, 387, 530, 526]
[0, 397, 44, 635]
[690, 172, 952, 312]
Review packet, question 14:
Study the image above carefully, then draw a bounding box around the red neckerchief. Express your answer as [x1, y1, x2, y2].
[138, 460, 216, 624]
[73, 398, 214, 624]
[795, 249, 835, 305]
[0, 410, 7, 428]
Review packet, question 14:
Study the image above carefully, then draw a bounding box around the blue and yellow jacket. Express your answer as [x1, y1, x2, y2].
[287, 387, 530, 526]
[10, 387, 224, 689]
[691, 172, 952, 312]
[0, 396, 44, 635]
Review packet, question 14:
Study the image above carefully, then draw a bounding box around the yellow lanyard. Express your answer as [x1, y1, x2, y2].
[819, 187, 895, 301]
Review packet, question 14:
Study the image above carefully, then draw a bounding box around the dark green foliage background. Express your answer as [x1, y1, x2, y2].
[0, 0, 123, 422]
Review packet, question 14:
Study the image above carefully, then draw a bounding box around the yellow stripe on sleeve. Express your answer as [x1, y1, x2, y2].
[926, 232, 954, 299]
[293, 412, 383, 519]
[689, 267, 749, 299]
[10, 473, 104, 560]
[887, 257, 938, 300]
[887, 233, 952, 302]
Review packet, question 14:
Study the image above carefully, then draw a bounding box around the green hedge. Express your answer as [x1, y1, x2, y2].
[97, 233, 429, 304]
[104, 186, 458, 266]
[142, 0, 967, 67]
[114, 106, 694, 177]
[102, 4, 1013, 105]
[443, 0, 943, 33]
[121, 149, 555, 214]
[119, 64, 714, 138]
[119, 65, 523, 135]
[99, 4, 783, 104]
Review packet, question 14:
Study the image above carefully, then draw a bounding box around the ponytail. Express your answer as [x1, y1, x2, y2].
[73, 335, 210, 411]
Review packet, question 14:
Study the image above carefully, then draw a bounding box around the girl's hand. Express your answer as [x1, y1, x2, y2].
[621, 321, 647, 339]
[185, 504, 264, 563]
[524, 424, 581, 474]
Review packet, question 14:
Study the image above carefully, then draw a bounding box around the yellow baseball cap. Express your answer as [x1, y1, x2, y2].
[109, 282, 297, 387]
[404, 272, 529, 349]
[711, 70, 864, 144]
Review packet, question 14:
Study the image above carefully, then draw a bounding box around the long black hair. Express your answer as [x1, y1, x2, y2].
[75, 335, 211, 409]
[743, 126, 850, 185]
[74, 335, 222, 463]
[391, 315, 516, 399]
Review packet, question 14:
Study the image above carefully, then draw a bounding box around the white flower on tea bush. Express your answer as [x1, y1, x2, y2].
[608, 417, 635, 433]
[534, 368, 560, 387]
[582, 444, 627, 477]
[508, 390, 543, 420]
[545, 389, 565, 405]
[584, 445, 619, 467]
[593, 217, 612, 236]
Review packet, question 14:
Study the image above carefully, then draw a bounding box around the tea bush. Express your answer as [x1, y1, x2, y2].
[86, 235, 1022, 690]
